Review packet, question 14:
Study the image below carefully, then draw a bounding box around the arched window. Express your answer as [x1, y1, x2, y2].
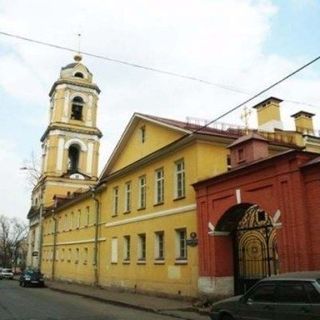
[71, 96, 84, 120]
[68, 144, 80, 173]
[74, 72, 84, 78]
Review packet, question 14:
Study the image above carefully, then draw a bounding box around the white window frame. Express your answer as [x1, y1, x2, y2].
[138, 234, 146, 261]
[155, 168, 164, 204]
[124, 182, 131, 213]
[123, 235, 131, 261]
[155, 231, 165, 260]
[175, 228, 187, 260]
[111, 238, 118, 264]
[138, 175, 146, 209]
[86, 206, 90, 226]
[175, 159, 185, 199]
[112, 187, 119, 216]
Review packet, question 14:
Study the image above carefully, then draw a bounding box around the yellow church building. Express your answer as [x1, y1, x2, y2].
[27, 56, 320, 297]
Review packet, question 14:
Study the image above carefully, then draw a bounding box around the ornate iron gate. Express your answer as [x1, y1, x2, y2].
[234, 205, 279, 294]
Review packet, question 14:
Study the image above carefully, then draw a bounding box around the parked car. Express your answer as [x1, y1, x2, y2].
[1, 268, 14, 279]
[210, 272, 320, 320]
[19, 269, 45, 287]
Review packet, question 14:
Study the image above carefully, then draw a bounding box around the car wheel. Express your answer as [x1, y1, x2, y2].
[22, 281, 27, 287]
[19, 281, 22, 286]
[221, 314, 234, 320]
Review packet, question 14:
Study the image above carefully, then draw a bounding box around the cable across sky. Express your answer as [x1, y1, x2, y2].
[1, 30, 319, 134]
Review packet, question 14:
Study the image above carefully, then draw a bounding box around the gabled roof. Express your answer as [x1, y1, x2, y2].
[99, 112, 304, 181]
[99, 113, 250, 179]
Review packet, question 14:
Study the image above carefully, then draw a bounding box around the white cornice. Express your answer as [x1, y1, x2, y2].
[43, 237, 106, 247]
[105, 204, 196, 228]
[48, 130, 100, 141]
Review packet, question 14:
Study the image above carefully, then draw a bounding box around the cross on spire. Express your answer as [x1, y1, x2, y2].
[240, 106, 252, 133]
[74, 33, 82, 62]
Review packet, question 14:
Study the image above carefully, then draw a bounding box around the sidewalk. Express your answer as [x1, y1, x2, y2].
[45, 280, 210, 320]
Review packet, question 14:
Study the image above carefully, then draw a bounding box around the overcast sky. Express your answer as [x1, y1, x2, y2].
[0, 0, 320, 221]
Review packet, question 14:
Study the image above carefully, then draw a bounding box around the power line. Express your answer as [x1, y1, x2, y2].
[0, 30, 247, 95]
[192, 54, 320, 134]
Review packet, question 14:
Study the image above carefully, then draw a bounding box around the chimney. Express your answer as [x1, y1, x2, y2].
[252, 97, 283, 132]
[291, 111, 315, 135]
[228, 132, 269, 168]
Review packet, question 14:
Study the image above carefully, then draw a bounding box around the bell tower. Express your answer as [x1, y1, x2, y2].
[36, 54, 102, 206]
[27, 54, 102, 268]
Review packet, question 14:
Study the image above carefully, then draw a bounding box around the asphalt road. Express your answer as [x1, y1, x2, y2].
[0, 279, 182, 320]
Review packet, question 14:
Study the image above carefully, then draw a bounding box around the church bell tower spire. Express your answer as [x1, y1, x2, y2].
[37, 55, 102, 206]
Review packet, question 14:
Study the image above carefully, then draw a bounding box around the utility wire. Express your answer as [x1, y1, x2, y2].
[191, 54, 320, 134]
[0, 30, 247, 95]
[1, 31, 319, 133]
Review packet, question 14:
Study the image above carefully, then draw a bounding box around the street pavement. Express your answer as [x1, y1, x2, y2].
[0, 279, 210, 320]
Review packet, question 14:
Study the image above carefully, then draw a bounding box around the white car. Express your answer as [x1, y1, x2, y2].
[1, 268, 14, 279]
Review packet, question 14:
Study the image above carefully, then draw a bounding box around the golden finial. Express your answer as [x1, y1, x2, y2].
[241, 106, 252, 134]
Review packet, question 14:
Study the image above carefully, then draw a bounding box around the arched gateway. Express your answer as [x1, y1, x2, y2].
[216, 203, 279, 294]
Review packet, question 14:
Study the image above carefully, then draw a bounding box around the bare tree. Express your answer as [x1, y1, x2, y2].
[0, 215, 28, 269]
[21, 151, 41, 188]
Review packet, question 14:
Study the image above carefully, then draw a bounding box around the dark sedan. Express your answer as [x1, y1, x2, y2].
[210, 272, 320, 320]
[19, 269, 45, 287]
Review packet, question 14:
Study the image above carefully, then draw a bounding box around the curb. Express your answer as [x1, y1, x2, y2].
[48, 285, 206, 320]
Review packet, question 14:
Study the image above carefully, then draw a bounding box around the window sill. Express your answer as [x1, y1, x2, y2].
[123, 211, 131, 215]
[153, 202, 164, 207]
[122, 260, 130, 265]
[111, 214, 118, 218]
[154, 260, 165, 265]
[111, 262, 118, 265]
[137, 260, 146, 265]
[173, 196, 185, 201]
[175, 259, 188, 265]
[137, 207, 146, 211]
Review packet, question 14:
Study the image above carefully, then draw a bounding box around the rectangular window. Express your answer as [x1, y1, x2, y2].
[123, 236, 131, 261]
[140, 126, 146, 143]
[155, 168, 164, 204]
[124, 182, 131, 213]
[112, 187, 119, 216]
[176, 228, 187, 260]
[138, 234, 146, 261]
[138, 176, 146, 209]
[86, 206, 90, 226]
[111, 238, 118, 264]
[155, 231, 165, 260]
[77, 209, 81, 228]
[70, 212, 74, 230]
[175, 159, 185, 199]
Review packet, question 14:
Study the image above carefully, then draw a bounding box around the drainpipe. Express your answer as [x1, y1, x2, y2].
[91, 187, 100, 287]
[51, 209, 57, 281]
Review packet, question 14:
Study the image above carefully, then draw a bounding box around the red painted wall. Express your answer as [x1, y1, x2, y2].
[194, 151, 320, 279]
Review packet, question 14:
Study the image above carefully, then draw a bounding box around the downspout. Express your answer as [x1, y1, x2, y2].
[51, 209, 57, 280]
[91, 187, 100, 287]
